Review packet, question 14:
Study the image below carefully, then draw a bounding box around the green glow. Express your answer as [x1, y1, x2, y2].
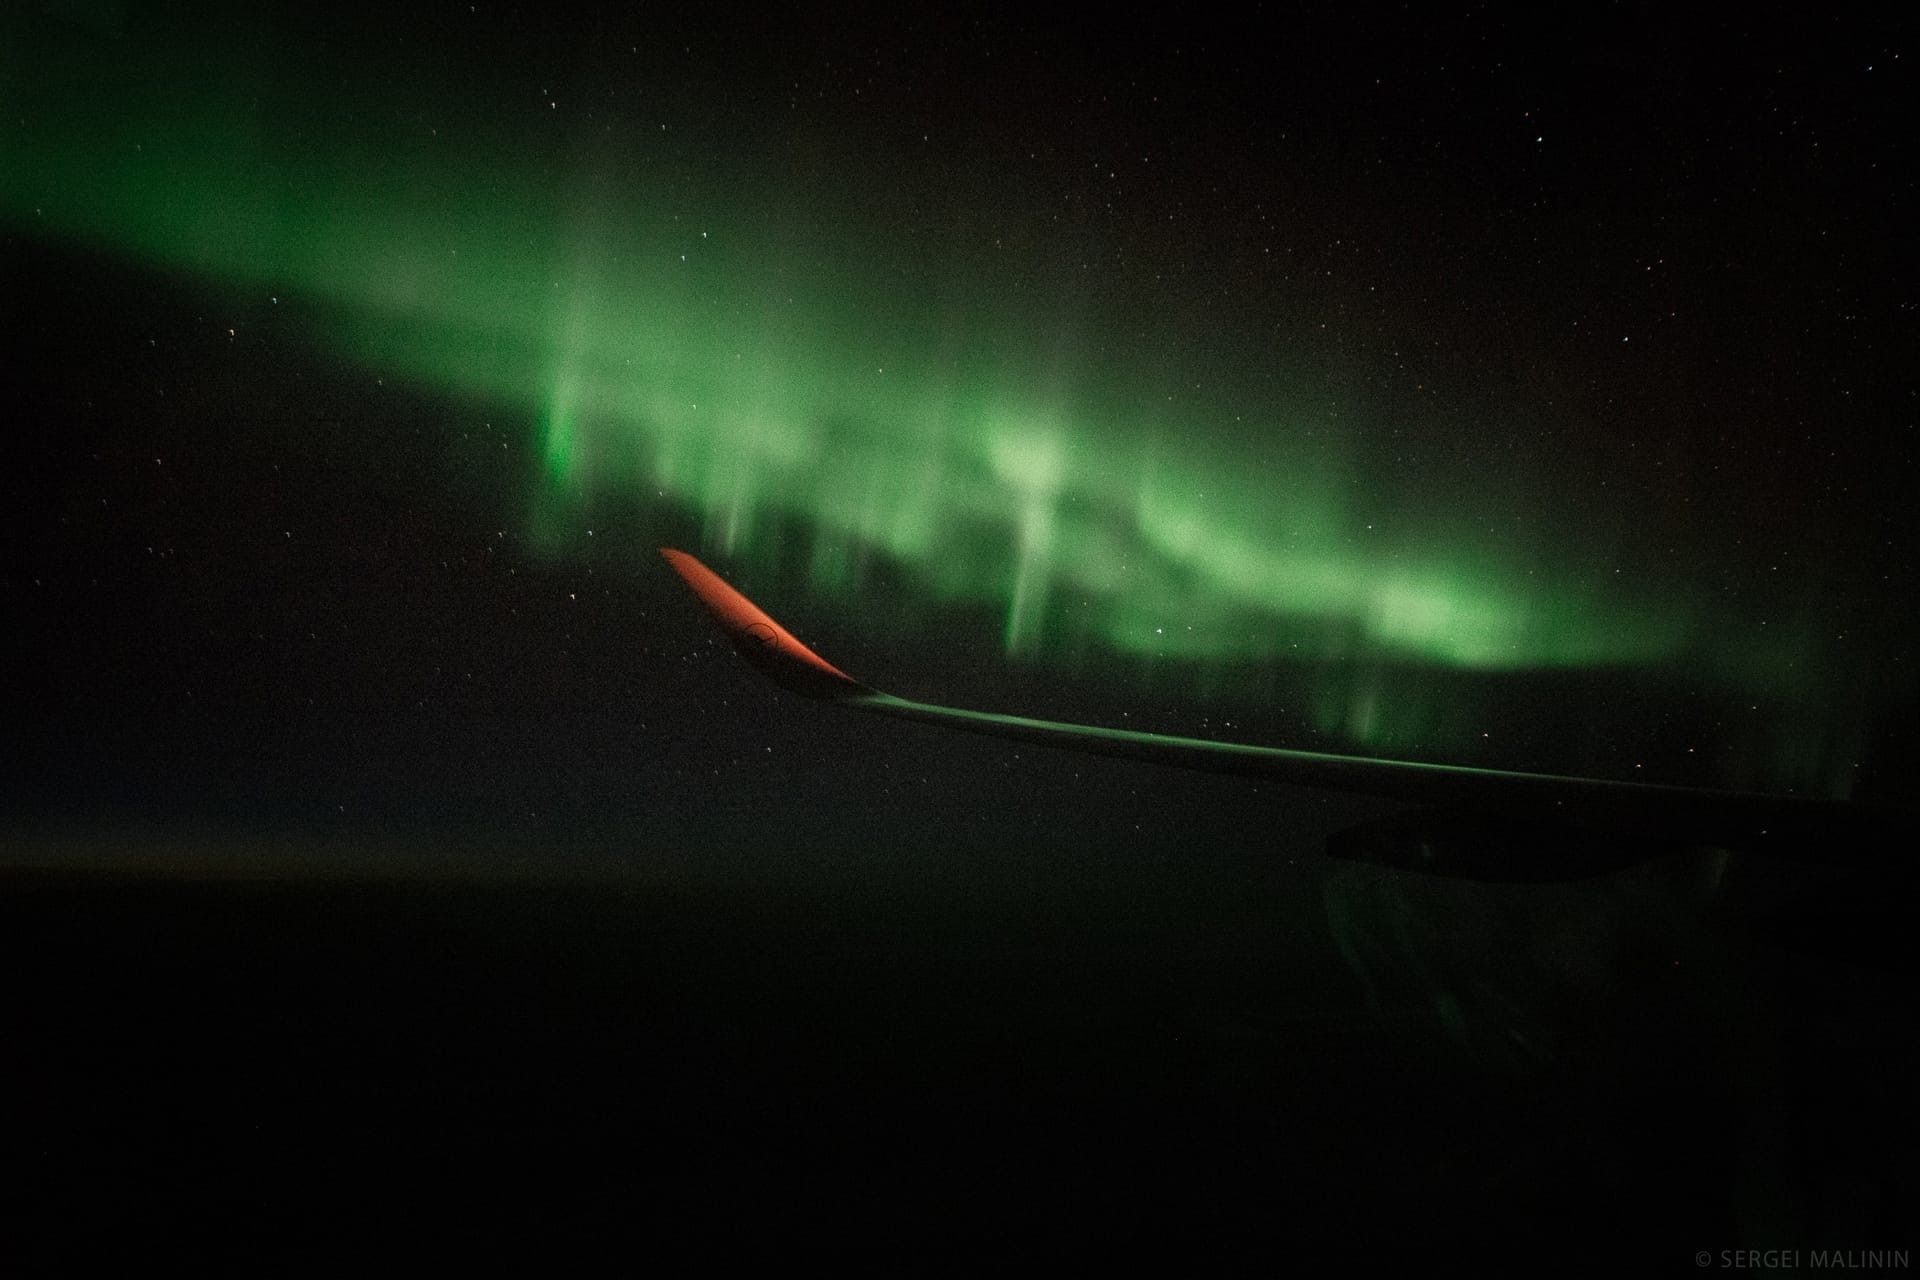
[2, 16, 1891, 791]
[542, 384, 577, 486]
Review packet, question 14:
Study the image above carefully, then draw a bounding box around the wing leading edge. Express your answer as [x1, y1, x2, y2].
[660, 548, 1910, 876]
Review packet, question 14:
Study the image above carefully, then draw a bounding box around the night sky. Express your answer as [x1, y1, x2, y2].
[4, 2, 1916, 1270]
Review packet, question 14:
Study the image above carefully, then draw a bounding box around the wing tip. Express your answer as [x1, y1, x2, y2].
[659, 548, 869, 700]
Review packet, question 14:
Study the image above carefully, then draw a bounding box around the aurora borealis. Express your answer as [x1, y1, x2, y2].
[7, 6, 1918, 1269]
[5, 4, 1912, 790]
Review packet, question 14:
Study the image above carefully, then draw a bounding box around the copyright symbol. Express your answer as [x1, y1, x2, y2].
[1696, 1252, 1712, 1268]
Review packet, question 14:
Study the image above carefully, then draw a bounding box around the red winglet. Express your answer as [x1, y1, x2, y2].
[659, 549, 867, 699]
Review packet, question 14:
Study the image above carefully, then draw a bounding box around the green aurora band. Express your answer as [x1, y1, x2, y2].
[3, 15, 1893, 792]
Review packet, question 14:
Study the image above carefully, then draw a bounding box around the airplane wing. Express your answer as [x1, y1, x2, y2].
[660, 548, 1911, 878]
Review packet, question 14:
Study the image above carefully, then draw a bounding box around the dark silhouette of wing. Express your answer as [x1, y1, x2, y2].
[661, 548, 1910, 878]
